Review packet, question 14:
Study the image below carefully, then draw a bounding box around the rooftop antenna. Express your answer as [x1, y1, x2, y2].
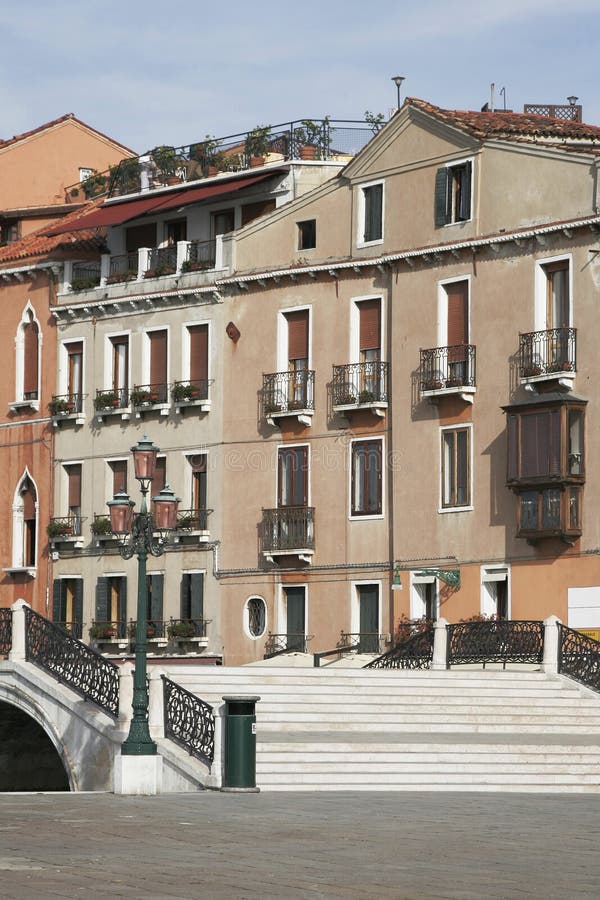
[391, 75, 406, 111]
[499, 86, 507, 111]
[490, 82, 495, 112]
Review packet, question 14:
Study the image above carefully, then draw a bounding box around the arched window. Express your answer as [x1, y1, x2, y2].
[12, 471, 38, 570]
[14, 303, 41, 406]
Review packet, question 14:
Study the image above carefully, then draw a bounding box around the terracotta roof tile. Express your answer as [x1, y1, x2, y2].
[408, 98, 600, 144]
[0, 200, 106, 266]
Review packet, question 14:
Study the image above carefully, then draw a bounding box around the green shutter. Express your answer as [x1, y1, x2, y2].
[74, 580, 83, 627]
[52, 580, 63, 622]
[180, 574, 190, 619]
[459, 162, 472, 220]
[190, 573, 204, 620]
[434, 168, 449, 227]
[119, 577, 127, 624]
[95, 577, 108, 622]
[150, 574, 163, 622]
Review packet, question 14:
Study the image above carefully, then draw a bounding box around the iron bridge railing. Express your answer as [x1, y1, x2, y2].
[0, 608, 11, 657]
[558, 625, 600, 692]
[25, 608, 119, 717]
[447, 620, 544, 668]
[162, 675, 215, 764]
[518, 327, 576, 378]
[365, 625, 434, 669]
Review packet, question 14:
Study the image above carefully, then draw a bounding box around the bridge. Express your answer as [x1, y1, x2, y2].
[2, 601, 600, 793]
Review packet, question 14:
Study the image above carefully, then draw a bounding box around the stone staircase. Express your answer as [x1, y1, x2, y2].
[163, 665, 600, 792]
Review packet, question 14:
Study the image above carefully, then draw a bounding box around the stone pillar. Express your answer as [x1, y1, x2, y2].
[176, 240, 189, 274]
[100, 253, 111, 287]
[214, 234, 224, 270]
[118, 662, 134, 731]
[137, 247, 151, 281]
[62, 260, 73, 294]
[432, 617, 448, 670]
[542, 615, 562, 674]
[148, 668, 165, 740]
[9, 599, 29, 662]
[205, 702, 225, 790]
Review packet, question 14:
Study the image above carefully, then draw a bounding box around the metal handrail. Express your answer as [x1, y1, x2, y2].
[0, 608, 11, 657]
[518, 327, 576, 377]
[264, 632, 313, 659]
[447, 620, 544, 668]
[162, 675, 215, 764]
[558, 624, 600, 692]
[365, 625, 434, 670]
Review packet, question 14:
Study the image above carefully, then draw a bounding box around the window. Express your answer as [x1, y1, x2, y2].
[146, 573, 164, 626]
[108, 459, 127, 497]
[357, 584, 380, 652]
[185, 453, 208, 528]
[79, 167, 93, 182]
[180, 572, 204, 621]
[12, 472, 37, 569]
[360, 182, 383, 243]
[109, 334, 129, 400]
[165, 218, 186, 245]
[64, 463, 82, 535]
[441, 427, 471, 509]
[52, 578, 83, 636]
[443, 279, 470, 384]
[0, 217, 20, 246]
[434, 160, 472, 226]
[284, 310, 310, 406]
[147, 329, 168, 401]
[151, 456, 166, 512]
[481, 567, 510, 620]
[66, 341, 83, 403]
[245, 596, 267, 639]
[351, 439, 382, 516]
[186, 324, 209, 398]
[278, 446, 308, 507]
[297, 219, 316, 250]
[544, 260, 569, 330]
[211, 209, 235, 237]
[15, 305, 41, 405]
[95, 576, 127, 630]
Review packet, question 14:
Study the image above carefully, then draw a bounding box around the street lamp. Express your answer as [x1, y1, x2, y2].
[108, 435, 179, 756]
[391, 75, 405, 111]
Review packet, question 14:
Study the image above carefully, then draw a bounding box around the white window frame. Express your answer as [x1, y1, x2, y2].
[442, 157, 474, 227]
[14, 301, 42, 409]
[534, 253, 573, 331]
[350, 580, 382, 636]
[10, 467, 38, 572]
[59, 337, 86, 398]
[182, 449, 209, 510]
[480, 565, 511, 618]
[436, 275, 471, 348]
[276, 583, 308, 637]
[181, 319, 211, 386]
[356, 178, 385, 248]
[276, 305, 312, 372]
[349, 294, 385, 363]
[409, 572, 439, 621]
[243, 595, 268, 640]
[103, 329, 131, 393]
[349, 436, 385, 521]
[142, 325, 170, 390]
[439, 423, 473, 514]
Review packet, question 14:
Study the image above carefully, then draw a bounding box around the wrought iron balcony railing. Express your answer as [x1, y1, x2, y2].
[71, 262, 101, 291]
[176, 508, 212, 531]
[332, 361, 389, 407]
[263, 370, 315, 416]
[420, 344, 476, 392]
[47, 515, 84, 539]
[89, 620, 128, 641]
[171, 379, 210, 403]
[94, 386, 129, 412]
[144, 246, 177, 277]
[107, 251, 138, 283]
[262, 506, 315, 553]
[264, 632, 310, 657]
[518, 327, 576, 378]
[49, 393, 84, 416]
[183, 239, 216, 272]
[128, 617, 209, 640]
[129, 382, 169, 406]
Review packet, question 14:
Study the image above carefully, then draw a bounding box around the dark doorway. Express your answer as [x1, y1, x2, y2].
[0, 702, 70, 791]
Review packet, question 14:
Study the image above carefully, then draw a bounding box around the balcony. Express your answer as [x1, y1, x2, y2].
[94, 387, 129, 420]
[130, 382, 169, 417]
[106, 251, 138, 285]
[183, 239, 216, 273]
[48, 393, 84, 426]
[332, 362, 389, 417]
[420, 345, 476, 402]
[263, 370, 315, 426]
[143, 246, 177, 279]
[519, 327, 576, 391]
[262, 506, 315, 563]
[174, 508, 212, 543]
[91, 515, 114, 544]
[47, 515, 85, 547]
[69, 261, 101, 292]
[171, 379, 211, 413]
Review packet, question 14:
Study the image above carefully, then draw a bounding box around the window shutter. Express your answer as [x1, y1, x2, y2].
[180, 574, 190, 619]
[22, 485, 35, 520]
[52, 580, 63, 623]
[446, 281, 468, 347]
[507, 415, 518, 480]
[434, 168, 449, 226]
[190, 573, 204, 620]
[151, 456, 166, 502]
[549, 409, 561, 475]
[286, 310, 309, 361]
[68, 465, 82, 508]
[23, 321, 39, 396]
[149, 330, 167, 386]
[188, 325, 208, 385]
[359, 300, 381, 352]
[74, 580, 83, 626]
[459, 163, 472, 220]
[364, 184, 383, 242]
[95, 577, 108, 622]
[119, 577, 127, 624]
[149, 574, 163, 621]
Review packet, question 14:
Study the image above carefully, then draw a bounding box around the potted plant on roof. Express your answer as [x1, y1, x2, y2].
[246, 125, 271, 167]
[109, 157, 141, 195]
[150, 145, 181, 184]
[82, 169, 109, 199]
[294, 120, 322, 160]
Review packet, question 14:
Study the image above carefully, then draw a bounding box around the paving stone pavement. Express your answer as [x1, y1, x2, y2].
[0, 791, 599, 899]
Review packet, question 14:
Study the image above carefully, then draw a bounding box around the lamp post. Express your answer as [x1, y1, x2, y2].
[108, 435, 179, 756]
[391, 75, 405, 111]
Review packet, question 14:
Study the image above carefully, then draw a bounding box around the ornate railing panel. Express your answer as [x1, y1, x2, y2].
[171, 379, 210, 404]
[518, 327, 576, 378]
[162, 675, 215, 764]
[25, 608, 119, 717]
[108, 251, 138, 282]
[558, 625, 600, 693]
[365, 625, 434, 669]
[419, 344, 476, 392]
[264, 632, 310, 658]
[176, 508, 212, 531]
[263, 370, 315, 415]
[186, 239, 216, 270]
[332, 361, 389, 407]
[47, 514, 84, 539]
[71, 261, 101, 290]
[340, 632, 385, 654]
[262, 507, 315, 553]
[94, 386, 129, 411]
[130, 382, 169, 406]
[0, 608, 11, 657]
[49, 393, 84, 416]
[146, 246, 177, 276]
[447, 620, 544, 667]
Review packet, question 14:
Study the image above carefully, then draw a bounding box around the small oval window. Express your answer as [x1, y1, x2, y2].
[246, 596, 266, 638]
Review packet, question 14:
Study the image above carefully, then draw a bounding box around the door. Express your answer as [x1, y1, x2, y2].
[358, 584, 379, 652]
[545, 261, 569, 365]
[446, 281, 468, 383]
[285, 586, 305, 651]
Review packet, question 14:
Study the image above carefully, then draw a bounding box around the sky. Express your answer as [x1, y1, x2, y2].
[1, 0, 599, 154]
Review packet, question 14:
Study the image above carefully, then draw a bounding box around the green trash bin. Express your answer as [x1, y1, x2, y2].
[222, 695, 261, 791]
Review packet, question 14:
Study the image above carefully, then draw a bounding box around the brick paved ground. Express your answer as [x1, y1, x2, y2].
[0, 791, 599, 899]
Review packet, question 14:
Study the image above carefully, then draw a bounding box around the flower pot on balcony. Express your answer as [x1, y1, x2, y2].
[299, 145, 317, 160]
[523, 365, 543, 377]
[249, 155, 265, 167]
[425, 381, 443, 391]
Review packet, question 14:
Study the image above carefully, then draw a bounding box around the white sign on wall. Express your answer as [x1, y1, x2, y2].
[567, 587, 600, 628]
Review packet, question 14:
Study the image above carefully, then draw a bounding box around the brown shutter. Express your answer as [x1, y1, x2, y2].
[68, 465, 82, 508]
[151, 457, 166, 500]
[67, 341, 83, 358]
[359, 299, 381, 352]
[23, 487, 35, 519]
[111, 460, 127, 494]
[189, 325, 208, 384]
[125, 223, 157, 252]
[23, 322, 39, 395]
[286, 311, 309, 361]
[446, 281, 468, 346]
[149, 330, 167, 385]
